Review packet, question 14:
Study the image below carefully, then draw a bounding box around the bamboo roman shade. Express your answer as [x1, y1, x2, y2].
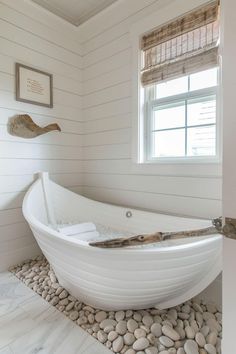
[141, 1, 220, 86]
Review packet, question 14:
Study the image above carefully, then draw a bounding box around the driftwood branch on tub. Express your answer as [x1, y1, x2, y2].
[89, 226, 219, 248]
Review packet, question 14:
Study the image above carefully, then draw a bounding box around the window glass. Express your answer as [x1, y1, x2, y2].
[153, 101, 185, 131]
[153, 129, 185, 157]
[187, 125, 216, 156]
[190, 68, 217, 91]
[187, 96, 216, 126]
[156, 76, 188, 99]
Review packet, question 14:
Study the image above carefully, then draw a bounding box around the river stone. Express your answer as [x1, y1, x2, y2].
[108, 331, 118, 342]
[145, 347, 158, 354]
[66, 302, 74, 311]
[59, 298, 68, 306]
[115, 311, 125, 321]
[116, 320, 127, 335]
[125, 350, 136, 354]
[159, 351, 169, 354]
[204, 344, 216, 354]
[168, 349, 177, 354]
[100, 319, 117, 329]
[192, 303, 203, 313]
[142, 315, 154, 327]
[50, 296, 59, 306]
[206, 319, 221, 333]
[59, 289, 68, 299]
[69, 311, 79, 321]
[182, 305, 191, 314]
[134, 328, 147, 339]
[162, 325, 180, 341]
[124, 333, 135, 345]
[133, 338, 149, 351]
[206, 332, 217, 346]
[200, 326, 210, 337]
[184, 339, 199, 354]
[150, 323, 162, 337]
[113, 336, 124, 352]
[127, 319, 139, 333]
[185, 326, 195, 339]
[133, 312, 142, 322]
[88, 314, 95, 324]
[177, 349, 185, 354]
[203, 312, 215, 321]
[206, 303, 217, 314]
[97, 330, 107, 343]
[195, 332, 206, 347]
[159, 336, 174, 348]
[95, 311, 107, 322]
[178, 313, 190, 320]
[104, 325, 114, 333]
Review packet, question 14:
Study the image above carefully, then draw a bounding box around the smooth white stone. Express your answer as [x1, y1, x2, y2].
[113, 336, 124, 352]
[124, 333, 135, 345]
[108, 330, 118, 342]
[100, 319, 117, 329]
[204, 344, 216, 354]
[206, 332, 217, 346]
[142, 315, 154, 327]
[145, 347, 158, 354]
[116, 320, 127, 335]
[115, 311, 125, 322]
[69, 311, 79, 321]
[95, 311, 107, 322]
[195, 332, 206, 347]
[177, 348, 185, 354]
[162, 325, 180, 341]
[184, 339, 199, 354]
[97, 330, 108, 343]
[134, 328, 147, 339]
[125, 350, 136, 354]
[127, 319, 139, 333]
[133, 338, 150, 351]
[185, 326, 195, 339]
[159, 336, 174, 348]
[150, 323, 162, 337]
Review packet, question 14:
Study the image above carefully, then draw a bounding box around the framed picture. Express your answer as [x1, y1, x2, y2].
[15, 63, 53, 108]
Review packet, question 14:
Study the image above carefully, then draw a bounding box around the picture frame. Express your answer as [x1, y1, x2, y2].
[15, 63, 53, 108]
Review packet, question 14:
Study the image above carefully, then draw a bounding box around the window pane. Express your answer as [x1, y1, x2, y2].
[187, 125, 216, 156]
[187, 95, 216, 126]
[190, 68, 218, 91]
[153, 101, 185, 130]
[153, 129, 185, 157]
[156, 76, 188, 99]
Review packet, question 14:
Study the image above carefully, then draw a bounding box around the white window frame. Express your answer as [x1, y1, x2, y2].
[130, 0, 222, 177]
[143, 73, 219, 163]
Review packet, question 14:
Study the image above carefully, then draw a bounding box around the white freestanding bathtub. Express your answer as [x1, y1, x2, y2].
[22, 172, 222, 310]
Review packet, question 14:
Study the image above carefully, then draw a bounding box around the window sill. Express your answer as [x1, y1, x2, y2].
[142, 156, 221, 165]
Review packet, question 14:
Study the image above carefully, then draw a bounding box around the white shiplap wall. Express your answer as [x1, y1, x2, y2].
[0, 0, 223, 272]
[0, 0, 83, 271]
[80, 0, 222, 219]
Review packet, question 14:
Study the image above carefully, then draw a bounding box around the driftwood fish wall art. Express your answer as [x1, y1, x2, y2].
[9, 114, 61, 139]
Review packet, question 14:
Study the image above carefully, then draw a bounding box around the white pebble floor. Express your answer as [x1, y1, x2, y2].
[10, 256, 222, 354]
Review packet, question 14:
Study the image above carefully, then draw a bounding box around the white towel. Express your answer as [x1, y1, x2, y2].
[58, 222, 96, 236]
[71, 231, 100, 241]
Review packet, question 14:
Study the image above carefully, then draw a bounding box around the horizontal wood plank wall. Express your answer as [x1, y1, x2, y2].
[80, 0, 222, 219]
[0, 1, 83, 271]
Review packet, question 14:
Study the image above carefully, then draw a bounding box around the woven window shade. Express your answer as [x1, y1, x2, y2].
[141, 1, 220, 87]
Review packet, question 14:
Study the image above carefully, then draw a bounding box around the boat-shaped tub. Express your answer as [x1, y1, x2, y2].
[22, 172, 222, 310]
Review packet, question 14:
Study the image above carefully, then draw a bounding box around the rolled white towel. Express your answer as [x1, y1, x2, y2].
[58, 222, 96, 236]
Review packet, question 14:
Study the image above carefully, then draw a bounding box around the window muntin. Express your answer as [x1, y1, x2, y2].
[144, 67, 218, 161]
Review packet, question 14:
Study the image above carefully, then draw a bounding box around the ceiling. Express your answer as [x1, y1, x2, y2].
[31, 0, 118, 26]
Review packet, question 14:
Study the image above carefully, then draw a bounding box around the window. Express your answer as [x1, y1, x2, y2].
[145, 67, 218, 160]
[139, 1, 220, 162]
